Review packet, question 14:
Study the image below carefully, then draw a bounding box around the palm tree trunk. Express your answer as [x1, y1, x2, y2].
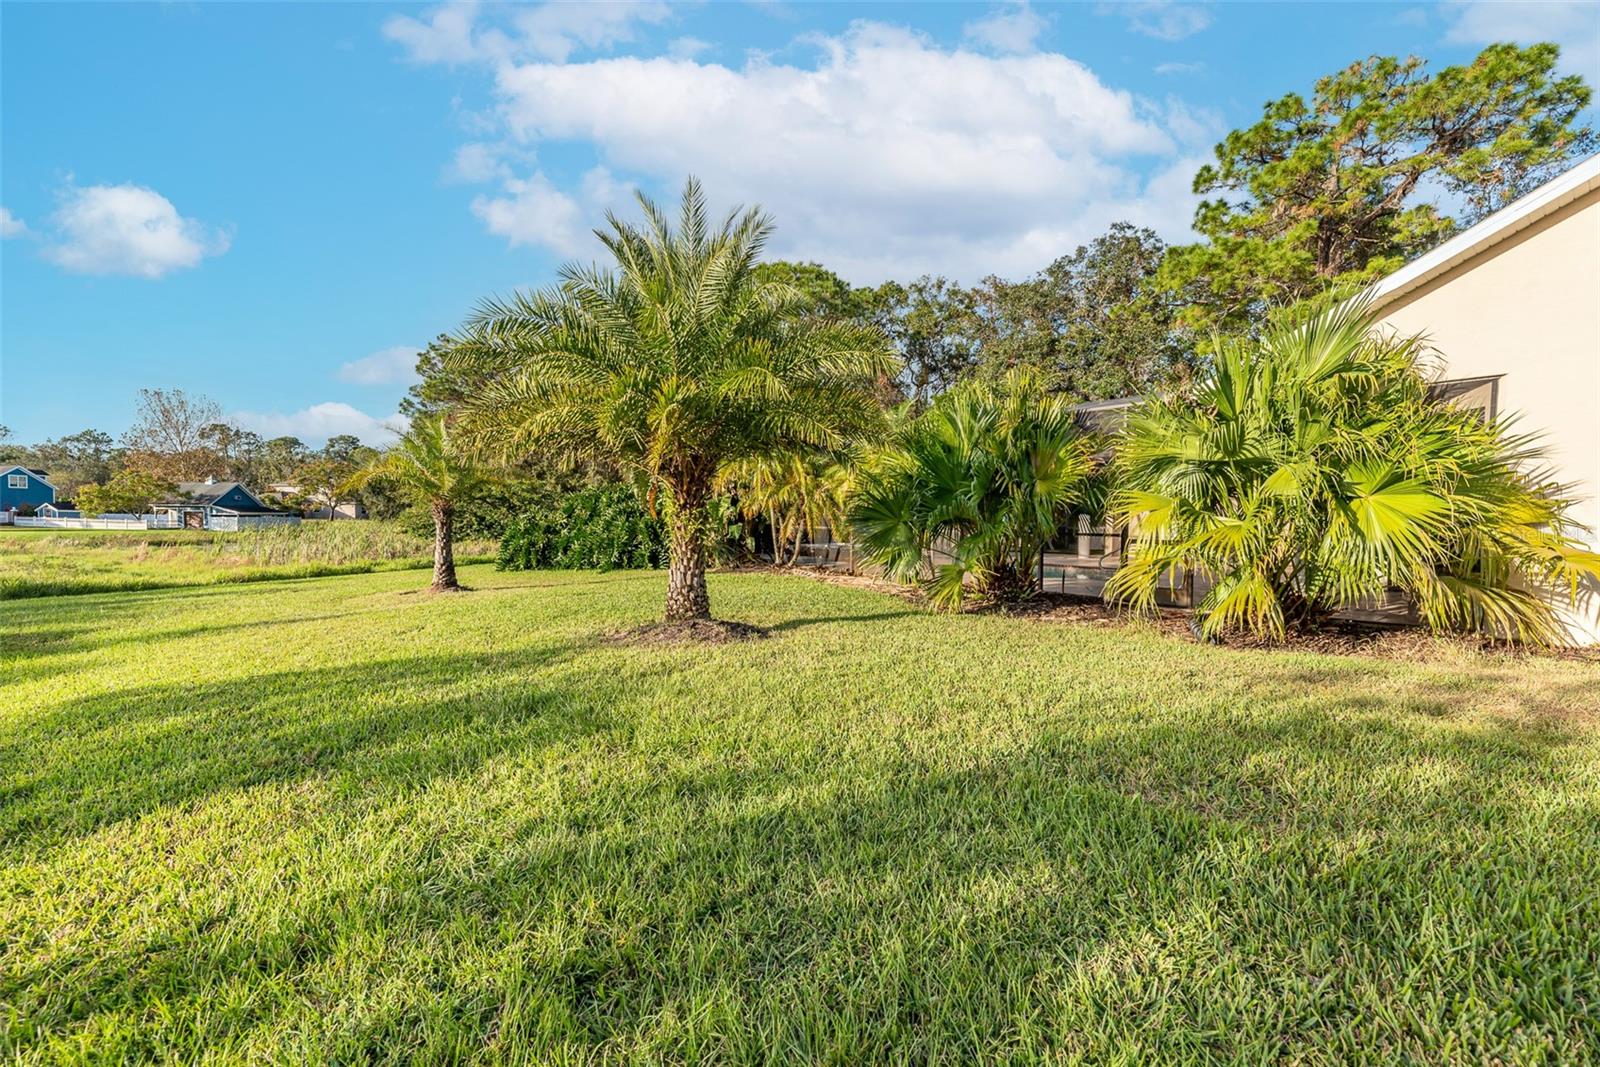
[664, 477, 711, 621]
[432, 498, 458, 592]
[787, 519, 804, 566]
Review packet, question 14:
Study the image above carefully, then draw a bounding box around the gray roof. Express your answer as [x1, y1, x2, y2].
[155, 481, 287, 514]
[1070, 396, 1138, 434]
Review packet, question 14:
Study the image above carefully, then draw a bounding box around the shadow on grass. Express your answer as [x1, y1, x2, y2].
[9, 716, 1598, 1062]
[0, 640, 667, 851]
[765, 609, 921, 633]
[6, 570, 1600, 1059]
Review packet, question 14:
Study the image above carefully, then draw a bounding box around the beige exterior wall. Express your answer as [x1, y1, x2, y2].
[1374, 184, 1600, 642]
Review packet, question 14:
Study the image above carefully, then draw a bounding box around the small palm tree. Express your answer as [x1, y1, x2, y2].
[719, 448, 860, 566]
[852, 369, 1100, 609]
[455, 178, 893, 623]
[1106, 301, 1600, 644]
[348, 416, 492, 592]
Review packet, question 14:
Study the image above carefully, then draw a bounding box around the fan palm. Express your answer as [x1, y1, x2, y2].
[1105, 301, 1600, 644]
[852, 369, 1101, 609]
[346, 415, 493, 592]
[454, 178, 894, 622]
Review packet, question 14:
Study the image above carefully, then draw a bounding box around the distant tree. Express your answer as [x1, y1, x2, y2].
[322, 434, 364, 465]
[257, 436, 310, 483]
[752, 261, 875, 320]
[289, 456, 357, 518]
[398, 335, 517, 421]
[123, 388, 223, 454]
[76, 469, 173, 516]
[870, 276, 982, 410]
[199, 422, 264, 484]
[122, 448, 227, 485]
[1157, 43, 1596, 336]
[960, 223, 1194, 400]
[23, 429, 120, 497]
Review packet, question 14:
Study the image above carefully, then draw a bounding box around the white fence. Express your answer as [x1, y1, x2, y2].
[206, 514, 301, 532]
[4, 514, 180, 530]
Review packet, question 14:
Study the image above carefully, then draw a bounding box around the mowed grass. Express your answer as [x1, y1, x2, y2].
[0, 524, 496, 599]
[3, 566, 1599, 1064]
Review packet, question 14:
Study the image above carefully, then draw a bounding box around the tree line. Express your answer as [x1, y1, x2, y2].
[0, 389, 396, 518]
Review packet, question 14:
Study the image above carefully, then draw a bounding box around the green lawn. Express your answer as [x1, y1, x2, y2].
[0, 524, 496, 599]
[3, 566, 1598, 1064]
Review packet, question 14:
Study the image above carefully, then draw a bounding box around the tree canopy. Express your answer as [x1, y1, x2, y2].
[1157, 42, 1595, 336]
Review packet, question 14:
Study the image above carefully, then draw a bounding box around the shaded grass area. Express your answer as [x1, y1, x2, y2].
[3, 567, 1599, 1063]
[0, 524, 495, 599]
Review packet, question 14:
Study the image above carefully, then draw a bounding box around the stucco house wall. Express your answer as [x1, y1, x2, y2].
[1370, 163, 1600, 642]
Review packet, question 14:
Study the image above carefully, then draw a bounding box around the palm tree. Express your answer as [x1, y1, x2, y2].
[1105, 301, 1600, 644]
[454, 178, 893, 623]
[718, 448, 860, 566]
[347, 415, 492, 593]
[851, 369, 1100, 609]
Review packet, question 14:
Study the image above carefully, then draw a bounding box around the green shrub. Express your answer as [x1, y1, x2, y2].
[498, 484, 667, 571]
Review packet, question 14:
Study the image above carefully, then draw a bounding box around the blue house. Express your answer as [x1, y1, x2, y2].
[1, 465, 56, 514]
[151, 480, 299, 530]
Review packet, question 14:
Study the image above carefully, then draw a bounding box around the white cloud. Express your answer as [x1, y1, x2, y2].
[667, 36, 712, 60]
[471, 171, 586, 253]
[454, 21, 1208, 279]
[385, 0, 672, 65]
[963, 3, 1049, 54]
[1444, 0, 1600, 81]
[383, 1, 492, 64]
[1102, 2, 1213, 42]
[448, 142, 513, 183]
[1154, 61, 1205, 76]
[338, 346, 420, 386]
[0, 207, 26, 238]
[469, 166, 632, 254]
[515, 0, 671, 62]
[229, 402, 405, 446]
[44, 182, 229, 278]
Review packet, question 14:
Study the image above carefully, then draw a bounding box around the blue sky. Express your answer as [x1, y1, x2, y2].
[2, 1, 1596, 447]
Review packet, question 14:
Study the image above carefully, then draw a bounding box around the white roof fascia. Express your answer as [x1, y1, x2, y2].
[1367, 153, 1600, 312]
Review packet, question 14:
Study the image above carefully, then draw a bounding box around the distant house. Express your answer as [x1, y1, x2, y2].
[264, 482, 367, 520]
[1, 466, 55, 514]
[151, 479, 301, 530]
[36, 503, 82, 518]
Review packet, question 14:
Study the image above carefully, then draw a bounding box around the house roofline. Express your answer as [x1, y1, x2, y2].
[1, 465, 56, 490]
[1366, 153, 1600, 312]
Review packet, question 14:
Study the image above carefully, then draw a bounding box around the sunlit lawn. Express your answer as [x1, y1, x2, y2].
[3, 564, 1598, 1063]
[0, 525, 495, 599]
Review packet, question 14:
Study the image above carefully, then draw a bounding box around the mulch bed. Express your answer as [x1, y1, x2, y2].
[754, 564, 1600, 664]
[604, 618, 770, 646]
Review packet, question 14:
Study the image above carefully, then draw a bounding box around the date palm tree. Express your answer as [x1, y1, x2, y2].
[1105, 301, 1600, 644]
[852, 369, 1101, 609]
[454, 178, 893, 623]
[347, 415, 492, 593]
